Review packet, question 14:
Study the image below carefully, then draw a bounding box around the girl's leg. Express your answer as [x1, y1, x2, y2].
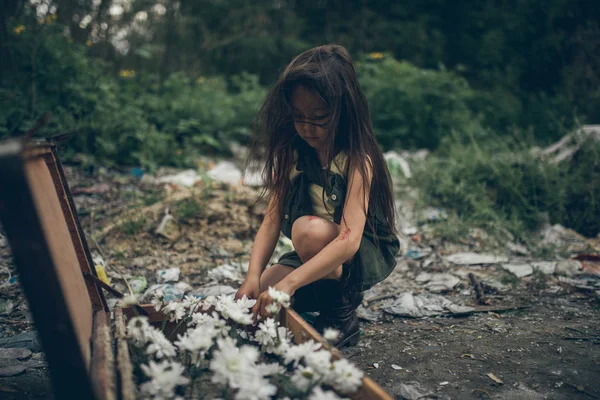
[259, 264, 294, 293]
[291, 215, 343, 279]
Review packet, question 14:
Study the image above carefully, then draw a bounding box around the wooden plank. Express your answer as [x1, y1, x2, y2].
[285, 309, 393, 400]
[91, 311, 116, 400]
[0, 140, 95, 399]
[115, 307, 135, 400]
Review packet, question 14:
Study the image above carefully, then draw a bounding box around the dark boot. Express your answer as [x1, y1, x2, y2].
[314, 291, 363, 348]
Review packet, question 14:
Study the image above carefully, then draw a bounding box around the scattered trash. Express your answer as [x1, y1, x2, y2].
[356, 305, 381, 322]
[131, 167, 145, 179]
[0, 348, 31, 359]
[207, 161, 242, 185]
[189, 284, 237, 298]
[540, 223, 592, 252]
[536, 125, 600, 164]
[506, 241, 530, 255]
[406, 249, 422, 260]
[391, 364, 403, 370]
[438, 381, 449, 386]
[174, 281, 193, 293]
[445, 252, 509, 266]
[129, 276, 148, 294]
[397, 381, 433, 400]
[0, 357, 46, 377]
[0, 331, 43, 353]
[415, 272, 461, 293]
[94, 264, 111, 285]
[156, 169, 201, 187]
[155, 208, 181, 241]
[156, 267, 181, 283]
[208, 263, 247, 283]
[420, 207, 448, 222]
[0, 299, 14, 315]
[142, 284, 185, 303]
[373, 363, 379, 369]
[402, 226, 418, 236]
[555, 260, 582, 277]
[502, 263, 534, 278]
[382, 293, 475, 318]
[242, 166, 264, 187]
[487, 372, 504, 384]
[531, 261, 556, 275]
[384, 151, 412, 178]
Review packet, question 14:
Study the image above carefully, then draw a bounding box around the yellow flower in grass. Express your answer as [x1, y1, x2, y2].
[45, 14, 57, 24]
[369, 52, 385, 60]
[196, 77, 205, 84]
[119, 69, 136, 78]
[13, 25, 25, 35]
[86, 40, 93, 47]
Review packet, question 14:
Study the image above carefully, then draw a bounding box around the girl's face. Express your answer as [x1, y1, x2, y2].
[291, 85, 330, 152]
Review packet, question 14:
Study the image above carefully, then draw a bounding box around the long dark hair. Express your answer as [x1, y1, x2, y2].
[250, 44, 396, 233]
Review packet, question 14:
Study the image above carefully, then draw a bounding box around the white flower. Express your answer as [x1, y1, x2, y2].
[268, 287, 291, 308]
[151, 290, 165, 312]
[265, 303, 281, 316]
[305, 350, 333, 378]
[127, 316, 151, 346]
[212, 295, 254, 325]
[254, 318, 277, 346]
[210, 337, 259, 387]
[235, 295, 257, 310]
[284, 340, 322, 366]
[164, 302, 187, 322]
[323, 328, 339, 342]
[175, 325, 217, 365]
[181, 295, 200, 313]
[291, 365, 318, 392]
[140, 360, 189, 399]
[118, 294, 139, 308]
[145, 327, 177, 359]
[308, 386, 347, 400]
[256, 362, 285, 376]
[328, 359, 364, 394]
[234, 374, 277, 400]
[263, 326, 292, 355]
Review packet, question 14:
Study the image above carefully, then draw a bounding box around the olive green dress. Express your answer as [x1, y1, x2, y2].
[277, 138, 400, 293]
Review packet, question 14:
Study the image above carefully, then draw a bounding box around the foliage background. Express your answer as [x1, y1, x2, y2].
[1, 0, 599, 237]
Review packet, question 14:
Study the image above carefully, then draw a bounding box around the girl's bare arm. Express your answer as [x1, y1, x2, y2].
[245, 194, 282, 280]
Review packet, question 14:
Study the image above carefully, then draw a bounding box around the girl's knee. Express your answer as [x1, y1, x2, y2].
[291, 216, 338, 258]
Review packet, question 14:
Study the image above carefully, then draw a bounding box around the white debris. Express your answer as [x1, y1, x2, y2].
[190, 284, 237, 298]
[156, 169, 201, 187]
[382, 293, 475, 318]
[155, 209, 180, 241]
[156, 267, 181, 283]
[208, 263, 248, 283]
[373, 363, 379, 369]
[207, 161, 242, 185]
[415, 272, 461, 292]
[555, 260, 582, 277]
[242, 167, 264, 187]
[531, 261, 556, 275]
[445, 252, 509, 265]
[384, 151, 412, 178]
[391, 364, 403, 370]
[502, 263, 534, 278]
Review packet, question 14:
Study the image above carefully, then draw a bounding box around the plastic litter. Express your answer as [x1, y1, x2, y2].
[155, 208, 181, 241]
[0, 331, 43, 353]
[0, 348, 31, 359]
[391, 364, 403, 370]
[208, 263, 247, 283]
[502, 263, 534, 278]
[156, 267, 181, 283]
[94, 265, 111, 285]
[397, 381, 433, 400]
[156, 169, 201, 187]
[415, 272, 461, 293]
[142, 284, 185, 303]
[445, 252, 509, 265]
[242, 165, 264, 187]
[555, 260, 582, 277]
[421, 207, 448, 222]
[382, 292, 475, 318]
[384, 151, 412, 178]
[531, 261, 556, 275]
[356, 305, 381, 322]
[0, 299, 14, 315]
[189, 284, 237, 298]
[207, 161, 242, 185]
[129, 276, 148, 294]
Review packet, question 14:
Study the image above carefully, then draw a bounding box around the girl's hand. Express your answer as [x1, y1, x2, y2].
[235, 276, 260, 300]
[251, 281, 295, 321]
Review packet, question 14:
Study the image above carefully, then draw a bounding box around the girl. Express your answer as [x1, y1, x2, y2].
[235, 45, 400, 348]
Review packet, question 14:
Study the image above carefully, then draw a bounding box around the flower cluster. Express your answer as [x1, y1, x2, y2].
[126, 290, 363, 400]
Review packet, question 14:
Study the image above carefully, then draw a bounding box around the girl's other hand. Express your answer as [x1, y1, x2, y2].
[235, 276, 260, 300]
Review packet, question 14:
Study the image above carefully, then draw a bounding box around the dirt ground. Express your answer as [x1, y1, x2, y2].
[0, 163, 599, 399]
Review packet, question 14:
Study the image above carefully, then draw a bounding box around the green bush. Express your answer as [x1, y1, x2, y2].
[412, 133, 600, 238]
[357, 54, 479, 150]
